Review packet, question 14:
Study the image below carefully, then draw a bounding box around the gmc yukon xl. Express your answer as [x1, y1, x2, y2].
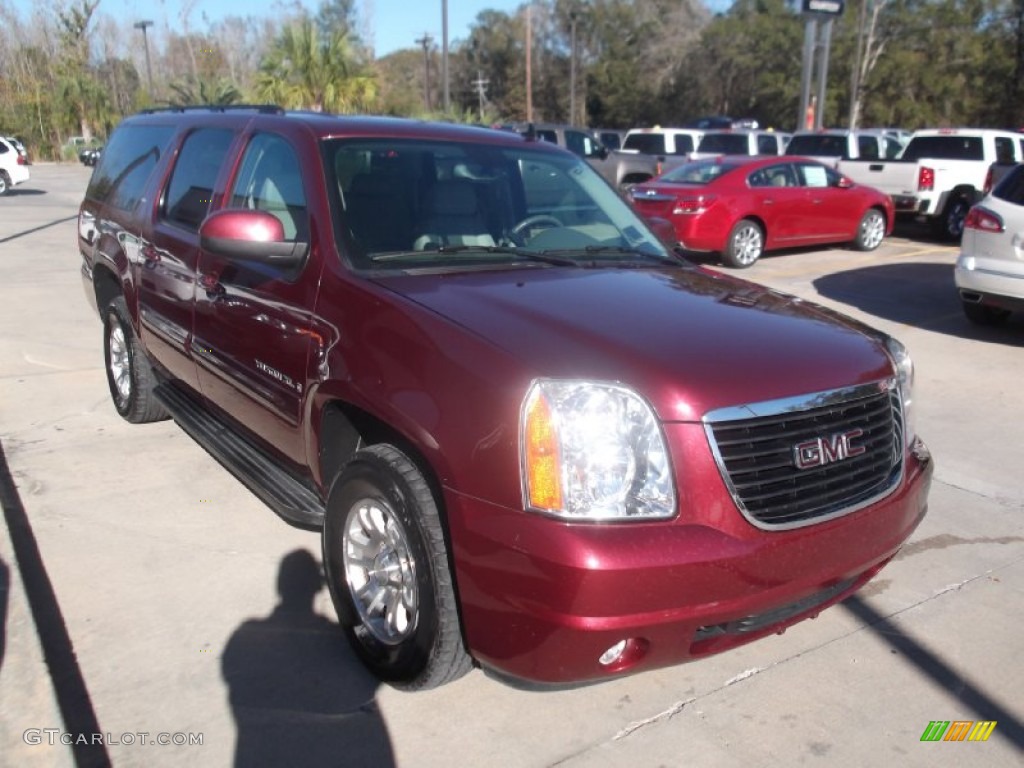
[79, 107, 932, 690]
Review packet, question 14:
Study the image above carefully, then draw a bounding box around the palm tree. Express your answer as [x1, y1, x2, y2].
[167, 77, 243, 107]
[255, 18, 376, 113]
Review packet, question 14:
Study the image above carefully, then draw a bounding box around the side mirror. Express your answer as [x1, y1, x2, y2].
[200, 210, 309, 268]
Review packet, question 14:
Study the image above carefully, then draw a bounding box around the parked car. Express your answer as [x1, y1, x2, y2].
[629, 155, 894, 268]
[594, 128, 626, 151]
[508, 122, 660, 191]
[786, 129, 905, 165]
[622, 126, 704, 158]
[689, 129, 791, 160]
[79, 145, 103, 166]
[79, 107, 931, 690]
[955, 162, 1024, 324]
[0, 135, 30, 195]
[4, 136, 30, 164]
[833, 128, 1024, 240]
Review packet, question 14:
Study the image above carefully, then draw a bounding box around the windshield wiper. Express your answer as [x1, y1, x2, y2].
[540, 245, 685, 266]
[369, 245, 579, 267]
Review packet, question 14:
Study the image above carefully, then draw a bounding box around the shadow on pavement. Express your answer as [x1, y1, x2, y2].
[222, 549, 395, 768]
[813, 262, 1024, 344]
[0, 214, 77, 244]
[0, 557, 7, 675]
[0, 439, 110, 767]
[842, 595, 1023, 748]
[5, 188, 47, 197]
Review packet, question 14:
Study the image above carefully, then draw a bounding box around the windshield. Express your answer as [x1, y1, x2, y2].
[697, 133, 749, 154]
[657, 159, 742, 185]
[325, 137, 671, 271]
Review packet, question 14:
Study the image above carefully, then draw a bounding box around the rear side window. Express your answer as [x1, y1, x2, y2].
[786, 134, 848, 158]
[161, 128, 234, 231]
[993, 166, 1024, 206]
[669, 135, 694, 154]
[698, 134, 748, 154]
[857, 136, 879, 160]
[757, 134, 779, 155]
[900, 136, 983, 161]
[86, 124, 176, 211]
[994, 137, 1015, 164]
[623, 134, 667, 155]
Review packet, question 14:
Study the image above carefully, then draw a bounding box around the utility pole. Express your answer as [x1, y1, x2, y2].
[134, 20, 154, 100]
[526, 5, 533, 121]
[441, 0, 450, 113]
[569, 10, 578, 126]
[415, 33, 433, 112]
[472, 71, 490, 121]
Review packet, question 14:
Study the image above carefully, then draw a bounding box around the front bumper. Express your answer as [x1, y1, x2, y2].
[446, 433, 932, 686]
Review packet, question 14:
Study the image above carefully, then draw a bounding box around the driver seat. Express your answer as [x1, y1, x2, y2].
[414, 180, 495, 250]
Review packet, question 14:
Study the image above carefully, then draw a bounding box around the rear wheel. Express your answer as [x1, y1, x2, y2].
[962, 300, 1010, 326]
[935, 195, 972, 241]
[102, 297, 168, 423]
[0, 171, 10, 196]
[854, 209, 886, 251]
[322, 444, 471, 690]
[722, 219, 763, 268]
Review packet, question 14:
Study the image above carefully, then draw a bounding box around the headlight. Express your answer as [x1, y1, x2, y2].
[520, 380, 676, 521]
[884, 336, 915, 445]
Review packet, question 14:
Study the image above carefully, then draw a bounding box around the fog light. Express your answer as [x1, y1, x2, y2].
[599, 640, 628, 666]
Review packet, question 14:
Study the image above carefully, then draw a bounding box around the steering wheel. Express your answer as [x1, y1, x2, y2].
[509, 214, 564, 245]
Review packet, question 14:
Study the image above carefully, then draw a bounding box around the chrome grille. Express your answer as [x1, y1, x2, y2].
[704, 380, 904, 529]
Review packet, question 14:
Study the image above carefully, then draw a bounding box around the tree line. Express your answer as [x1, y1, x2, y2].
[0, 0, 1021, 160]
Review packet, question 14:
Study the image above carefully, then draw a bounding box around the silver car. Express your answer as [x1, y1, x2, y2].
[955, 163, 1024, 324]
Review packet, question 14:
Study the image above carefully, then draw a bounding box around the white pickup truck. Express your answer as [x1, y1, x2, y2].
[834, 128, 1024, 240]
[786, 129, 905, 165]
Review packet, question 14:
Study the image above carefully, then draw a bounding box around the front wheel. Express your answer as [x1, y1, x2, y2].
[322, 444, 471, 690]
[854, 209, 886, 251]
[722, 219, 763, 268]
[102, 297, 168, 423]
[0, 171, 10, 196]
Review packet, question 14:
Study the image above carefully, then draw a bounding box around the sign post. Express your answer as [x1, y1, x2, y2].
[797, 0, 845, 131]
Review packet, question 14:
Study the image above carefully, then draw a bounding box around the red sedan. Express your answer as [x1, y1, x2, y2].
[630, 155, 894, 268]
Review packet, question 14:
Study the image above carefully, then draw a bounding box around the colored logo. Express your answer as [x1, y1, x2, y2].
[920, 720, 997, 742]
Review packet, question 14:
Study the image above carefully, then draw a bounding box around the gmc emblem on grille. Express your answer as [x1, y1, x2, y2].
[793, 429, 866, 470]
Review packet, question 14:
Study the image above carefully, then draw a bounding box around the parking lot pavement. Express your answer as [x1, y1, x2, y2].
[1, 165, 1022, 767]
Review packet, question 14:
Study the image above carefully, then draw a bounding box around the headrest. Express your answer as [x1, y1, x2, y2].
[428, 181, 479, 217]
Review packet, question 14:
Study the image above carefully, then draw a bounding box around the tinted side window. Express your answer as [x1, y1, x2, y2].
[901, 136, 983, 161]
[994, 166, 1024, 206]
[565, 131, 591, 158]
[757, 135, 778, 155]
[0, 142, 8, 155]
[857, 136, 879, 160]
[671, 135, 694, 154]
[86, 123, 176, 211]
[230, 134, 307, 241]
[536, 130, 559, 145]
[161, 128, 234, 231]
[994, 137, 1015, 164]
[623, 134, 667, 154]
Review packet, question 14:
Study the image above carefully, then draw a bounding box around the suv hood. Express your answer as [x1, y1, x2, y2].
[373, 266, 893, 422]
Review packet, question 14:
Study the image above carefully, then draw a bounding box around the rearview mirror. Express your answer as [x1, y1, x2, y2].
[200, 209, 309, 268]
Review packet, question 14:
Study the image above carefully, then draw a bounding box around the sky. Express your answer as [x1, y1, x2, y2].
[8, 0, 528, 57]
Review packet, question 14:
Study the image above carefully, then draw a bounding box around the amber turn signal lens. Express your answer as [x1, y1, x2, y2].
[523, 390, 562, 511]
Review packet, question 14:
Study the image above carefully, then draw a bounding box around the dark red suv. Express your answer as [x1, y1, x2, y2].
[79, 107, 932, 689]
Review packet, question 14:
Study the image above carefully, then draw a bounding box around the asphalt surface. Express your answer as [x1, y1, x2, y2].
[1, 165, 1022, 767]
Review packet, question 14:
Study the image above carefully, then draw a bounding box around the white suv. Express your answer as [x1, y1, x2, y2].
[622, 127, 704, 157]
[955, 163, 1024, 324]
[0, 136, 30, 195]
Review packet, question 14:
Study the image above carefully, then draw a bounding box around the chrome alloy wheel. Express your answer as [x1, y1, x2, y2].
[732, 223, 763, 266]
[107, 323, 131, 404]
[860, 211, 886, 250]
[343, 497, 419, 645]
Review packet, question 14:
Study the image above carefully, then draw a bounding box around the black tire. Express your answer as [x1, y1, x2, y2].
[962, 300, 1010, 326]
[854, 208, 886, 251]
[322, 444, 471, 690]
[102, 297, 168, 423]
[722, 218, 763, 268]
[935, 195, 972, 241]
[0, 171, 10, 196]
